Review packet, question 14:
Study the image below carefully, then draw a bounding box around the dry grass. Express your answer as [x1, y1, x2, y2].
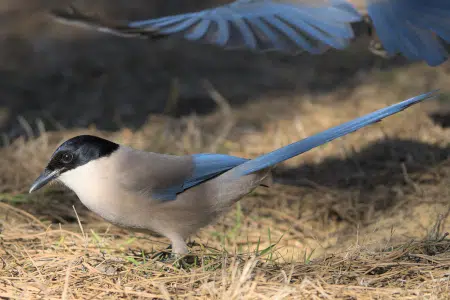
[1, 208, 449, 299]
[2, 76, 450, 298]
[1, 1, 450, 299]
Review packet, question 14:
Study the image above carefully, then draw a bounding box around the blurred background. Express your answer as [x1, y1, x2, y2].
[0, 0, 434, 138]
[1, 0, 450, 259]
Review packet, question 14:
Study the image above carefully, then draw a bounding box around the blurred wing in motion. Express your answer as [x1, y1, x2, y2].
[50, 0, 362, 54]
[366, 0, 450, 66]
[127, 0, 362, 54]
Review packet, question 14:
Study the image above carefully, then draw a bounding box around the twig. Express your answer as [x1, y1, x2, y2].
[202, 79, 235, 152]
[62, 260, 74, 300]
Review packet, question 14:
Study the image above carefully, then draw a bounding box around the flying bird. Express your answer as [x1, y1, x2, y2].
[29, 91, 437, 255]
[49, 0, 450, 66]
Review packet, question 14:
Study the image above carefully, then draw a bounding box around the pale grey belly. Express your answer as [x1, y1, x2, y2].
[75, 170, 270, 239]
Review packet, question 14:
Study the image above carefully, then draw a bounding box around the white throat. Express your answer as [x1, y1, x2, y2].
[58, 155, 118, 215]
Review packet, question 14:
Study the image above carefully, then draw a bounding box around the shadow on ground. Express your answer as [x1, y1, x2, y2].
[267, 138, 450, 226]
[276, 138, 449, 190]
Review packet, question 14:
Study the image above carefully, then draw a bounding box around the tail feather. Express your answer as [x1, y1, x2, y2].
[231, 91, 438, 177]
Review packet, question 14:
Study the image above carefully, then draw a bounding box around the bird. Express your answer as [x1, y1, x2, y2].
[29, 90, 436, 255]
[48, 0, 450, 66]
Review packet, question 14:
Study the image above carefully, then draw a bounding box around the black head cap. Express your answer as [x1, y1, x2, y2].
[29, 135, 119, 193]
[46, 135, 119, 172]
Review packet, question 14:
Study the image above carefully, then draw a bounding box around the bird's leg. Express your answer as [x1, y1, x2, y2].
[151, 237, 193, 265]
[170, 238, 204, 267]
[151, 236, 188, 260]
[170, 236, 189, 256]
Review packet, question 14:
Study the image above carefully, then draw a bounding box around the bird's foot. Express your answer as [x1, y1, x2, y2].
[150, 244, 174, 261]
[368, 40, 392, 59]
[150, 243, 200, 267]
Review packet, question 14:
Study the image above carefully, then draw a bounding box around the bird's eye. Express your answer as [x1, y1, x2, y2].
[61, 153, 74, 164]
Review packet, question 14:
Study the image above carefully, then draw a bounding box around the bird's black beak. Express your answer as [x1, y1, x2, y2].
[29, 169, 59, 193]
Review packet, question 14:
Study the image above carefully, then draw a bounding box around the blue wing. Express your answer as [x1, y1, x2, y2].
[230, 91, 437, 177]
[128, 0, 362, 54]
[183, 154, 249, 189]
[366, 0, 450, 66]
[152, 153, 248, 201]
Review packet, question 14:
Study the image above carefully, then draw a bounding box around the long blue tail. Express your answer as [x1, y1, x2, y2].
[231, 91, 438, 177]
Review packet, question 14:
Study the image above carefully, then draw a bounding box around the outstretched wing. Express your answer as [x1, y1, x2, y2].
[128, 0, 362, 54]
[50, 0, 362, 54]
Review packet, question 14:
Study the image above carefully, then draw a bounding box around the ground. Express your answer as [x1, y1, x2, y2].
[1, 1, 450, 299]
